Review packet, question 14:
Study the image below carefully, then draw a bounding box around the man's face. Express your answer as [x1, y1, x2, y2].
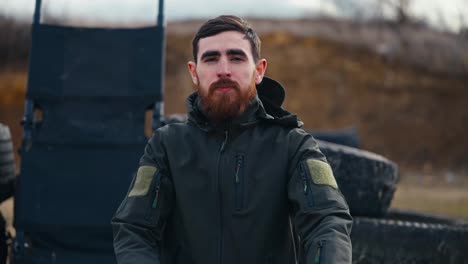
[188, 31, 267, 122]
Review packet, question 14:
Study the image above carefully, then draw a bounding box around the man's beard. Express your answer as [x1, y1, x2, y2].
[197, 77, 257, 123]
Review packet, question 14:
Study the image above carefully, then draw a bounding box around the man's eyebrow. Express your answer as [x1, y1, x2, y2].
[227, 49, 247, 57]
[200, 50, 220, 60]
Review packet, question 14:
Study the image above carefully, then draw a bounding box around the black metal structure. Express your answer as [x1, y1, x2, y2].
[14, 1, 166, 263]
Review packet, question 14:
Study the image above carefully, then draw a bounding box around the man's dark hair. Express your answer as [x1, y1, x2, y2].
[192, 15, 261, 62]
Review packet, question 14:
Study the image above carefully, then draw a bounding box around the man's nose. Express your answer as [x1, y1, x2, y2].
[216, 58, 231, 78]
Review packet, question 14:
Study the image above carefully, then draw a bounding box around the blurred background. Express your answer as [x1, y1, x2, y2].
[0, 0, 467, 228]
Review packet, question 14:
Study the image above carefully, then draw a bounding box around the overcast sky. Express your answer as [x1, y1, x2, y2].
[1, 0, 467, 32]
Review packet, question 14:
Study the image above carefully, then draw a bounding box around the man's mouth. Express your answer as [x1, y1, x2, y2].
[215, 86, 234, 93]
[210, 79, 239, 94]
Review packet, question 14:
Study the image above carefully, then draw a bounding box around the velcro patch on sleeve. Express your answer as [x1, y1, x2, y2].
[128, 166, 157, 197]
[305, 159, 338, 189]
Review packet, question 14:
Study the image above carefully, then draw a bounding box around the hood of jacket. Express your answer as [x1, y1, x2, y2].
[186, 77, 303, 131]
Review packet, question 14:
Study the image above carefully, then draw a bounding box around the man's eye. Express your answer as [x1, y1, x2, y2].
[231, 57, 244, 62]
[204, 57, 217, 62]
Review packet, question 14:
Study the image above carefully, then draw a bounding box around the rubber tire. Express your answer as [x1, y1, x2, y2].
[386, 208, 468, 226]
[0, 123, 15, 203]
[351, 214, 468, 264]
[317, 140, 399, 217]
[307, 127, 360, 148]
[0, 212, 7, 264]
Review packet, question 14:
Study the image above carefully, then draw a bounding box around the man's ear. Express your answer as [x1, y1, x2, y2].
[255, 59, 267, 84]
[187, 61, 198, 86]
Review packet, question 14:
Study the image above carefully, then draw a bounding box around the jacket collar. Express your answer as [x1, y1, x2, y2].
[187, 77, 303, 131]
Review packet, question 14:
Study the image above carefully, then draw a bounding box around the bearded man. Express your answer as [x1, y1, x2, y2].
[112, 15, 352, 264]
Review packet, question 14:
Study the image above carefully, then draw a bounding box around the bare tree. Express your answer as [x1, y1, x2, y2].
[329, 0, 413, 25]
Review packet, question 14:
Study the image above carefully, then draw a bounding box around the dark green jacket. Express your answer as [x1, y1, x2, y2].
[112, 77, 352, 264]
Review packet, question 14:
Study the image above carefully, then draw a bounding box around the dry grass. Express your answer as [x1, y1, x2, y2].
[391, 170, 468, 220]
[392, 183, 468, 220]
[392, 170, 468, 220]
[0, 69, 27, 106]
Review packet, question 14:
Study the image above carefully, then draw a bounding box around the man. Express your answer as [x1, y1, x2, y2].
[112, 15, 352, 264]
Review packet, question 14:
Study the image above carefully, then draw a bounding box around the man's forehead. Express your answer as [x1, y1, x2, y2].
[197, 31, 252, 57]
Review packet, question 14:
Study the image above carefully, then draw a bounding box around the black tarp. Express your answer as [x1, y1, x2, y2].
[27, 24, 163, 100]
[15, 22, 164, 264]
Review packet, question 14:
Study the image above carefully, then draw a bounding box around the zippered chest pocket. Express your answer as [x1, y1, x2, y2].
[234, 154, 245, 211]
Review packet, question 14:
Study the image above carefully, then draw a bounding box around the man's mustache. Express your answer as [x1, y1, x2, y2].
[209, 79, 240, 92]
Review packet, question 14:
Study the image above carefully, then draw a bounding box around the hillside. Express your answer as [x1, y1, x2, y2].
[1, 17, 468, 183]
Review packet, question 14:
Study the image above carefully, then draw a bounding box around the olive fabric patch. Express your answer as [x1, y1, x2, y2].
[128, 166, 157, 197]
[305, 159, 338, 189]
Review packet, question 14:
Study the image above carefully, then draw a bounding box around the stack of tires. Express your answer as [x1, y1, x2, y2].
[0, 124, 15, 203]
[317, 140, 468, 264]
[0, 123, 16, 264]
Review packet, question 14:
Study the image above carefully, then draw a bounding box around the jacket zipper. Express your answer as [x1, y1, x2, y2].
[145, 171, 161, 221]
[234, 154, 244, 210]
[315, 241, 324, 264]
[299, 162, 313, 207]
[217, 130, 228, 264]
[152, 172, 162, 209]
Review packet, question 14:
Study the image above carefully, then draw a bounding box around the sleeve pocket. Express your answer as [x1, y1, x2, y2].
[114, 168, 173, 229]
[302, 159, 348, 211]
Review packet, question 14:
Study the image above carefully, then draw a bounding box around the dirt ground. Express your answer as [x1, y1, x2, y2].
[392, 177, 468, 220]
